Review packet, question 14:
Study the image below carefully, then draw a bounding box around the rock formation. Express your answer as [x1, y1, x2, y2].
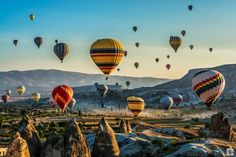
[119, 119, 127, 133]
[17, 115, 42, 157]
[199, 112, 234, 141]
[92, 117, 120, 157]
[126, 120, 132, 133]
[6, 132, 30, 157]
[64, 119, 91, 157]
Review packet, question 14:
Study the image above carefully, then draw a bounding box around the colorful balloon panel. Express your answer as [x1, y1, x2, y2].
[52, 85, 73, 110]
[90, 38, 125, 75]
[127, 96, 145, 117]
[192, 70, 225, 107]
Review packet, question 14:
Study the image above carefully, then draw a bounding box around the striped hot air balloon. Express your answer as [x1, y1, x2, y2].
[90, 38, 125, 75]
[54, 43, 69, 63]
[52, 85, 73, 110]
[192, 70, 225, 107]
[169, 36, 182, 52]
[16, 86, 26, 96]
[127, 96, 145, 117]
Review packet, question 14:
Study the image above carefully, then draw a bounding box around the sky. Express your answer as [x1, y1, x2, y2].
[0, 0, 236, 79]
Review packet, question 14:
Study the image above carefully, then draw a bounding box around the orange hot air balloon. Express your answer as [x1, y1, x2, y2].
[52, 85, 73, 110]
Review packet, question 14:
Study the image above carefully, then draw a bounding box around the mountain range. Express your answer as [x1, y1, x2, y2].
[0, 69, 169, 96]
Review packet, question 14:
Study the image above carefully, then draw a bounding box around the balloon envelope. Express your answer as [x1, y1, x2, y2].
[54, 43, 69, 63]
[31, 93, 40, 102]
[34, 37, 43, 48]
[90, 38, 125, 75]
[171, 93, 183, 106]
[68, 98, 76, 109]
[96, 84, 108, 98]
[1, 95, 9, 103]
[52, 85, 73, 110]
[127, 96, 145, 117]
[160, 96, 173, 110]
[16, 86, 26, 96]
[192, 70, 225, 107]
[169, 36, 182, 52]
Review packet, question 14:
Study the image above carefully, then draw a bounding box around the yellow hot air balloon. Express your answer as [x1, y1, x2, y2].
[31, 93, 40, 102]
[16, 86, 26, 96]
[127, 96, 145, 117]
[169, 36, 182, 52]
[90, 38, 125, 75]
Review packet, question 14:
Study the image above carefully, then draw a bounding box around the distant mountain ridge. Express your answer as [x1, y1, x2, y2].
[0, 69, 169, 95]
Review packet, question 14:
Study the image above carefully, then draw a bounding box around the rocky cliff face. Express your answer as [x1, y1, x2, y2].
[17, 115, 42, 157]
[6, 132, 30, 157]
[64, 119, 91, 157]
[92, 117, 120, 157]
[119, 120, 127, 133]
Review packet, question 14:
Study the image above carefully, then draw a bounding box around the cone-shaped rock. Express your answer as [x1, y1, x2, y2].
[64, 119, 91, 157]
[92, 117, 120, 157]
[126, 120, 132, 133]
[17, 115, 42, 157]
[6, 132, 30, 157]
[119, 119, 127, 133]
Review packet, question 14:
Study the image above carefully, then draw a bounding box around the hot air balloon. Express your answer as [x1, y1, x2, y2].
[134, 62, 139, 69]
[117, 68, 120, 72]
[96, 84, 108, 98]
[126, 81, 130, 87]
[1, 95, 9, 103]
[34, 37, 43, 48]
[169, 36, 182, 52]
[49, 97, 57, 108]
[188, 5, 193, 11]
[5, 89, 11, 96]
[54, 43, 69, 63]
[190, 45, 194, 50]
[127, 96, 145, 117]
[94, 82, 99, 87]
[52, 85, 73, 110]
[16, 86, 26, 96]
[13, 40, 18, 46]
[155, 58, 159, 63]
[115, 82, 119, 87]
[209, 48, 213, 52]
[31, 93, 40, 102]
[133, 26, 138, 32]
[29, 14, 35, 21]
[166, 64, 171, 70]
[105, 77, 109, 81]
[55, 39, 58, 44]
[90, 38, 125, 75]
[171, 93, 183, 106]
[167, 55, 170, 59]
[124, 51, 128, 57]
[181, 30, 186, 36]
[135, 42, 139, 48]
[68, 98, 76, 109]
[192, 70, 225, 108]
[160, 96, 173, 110]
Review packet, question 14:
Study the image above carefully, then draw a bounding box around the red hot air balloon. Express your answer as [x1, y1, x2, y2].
[1, 95, 9, 103]
[52, 85, 73, 110]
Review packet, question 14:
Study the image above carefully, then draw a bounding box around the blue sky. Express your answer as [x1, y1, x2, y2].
[0, 0, 236, 79]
